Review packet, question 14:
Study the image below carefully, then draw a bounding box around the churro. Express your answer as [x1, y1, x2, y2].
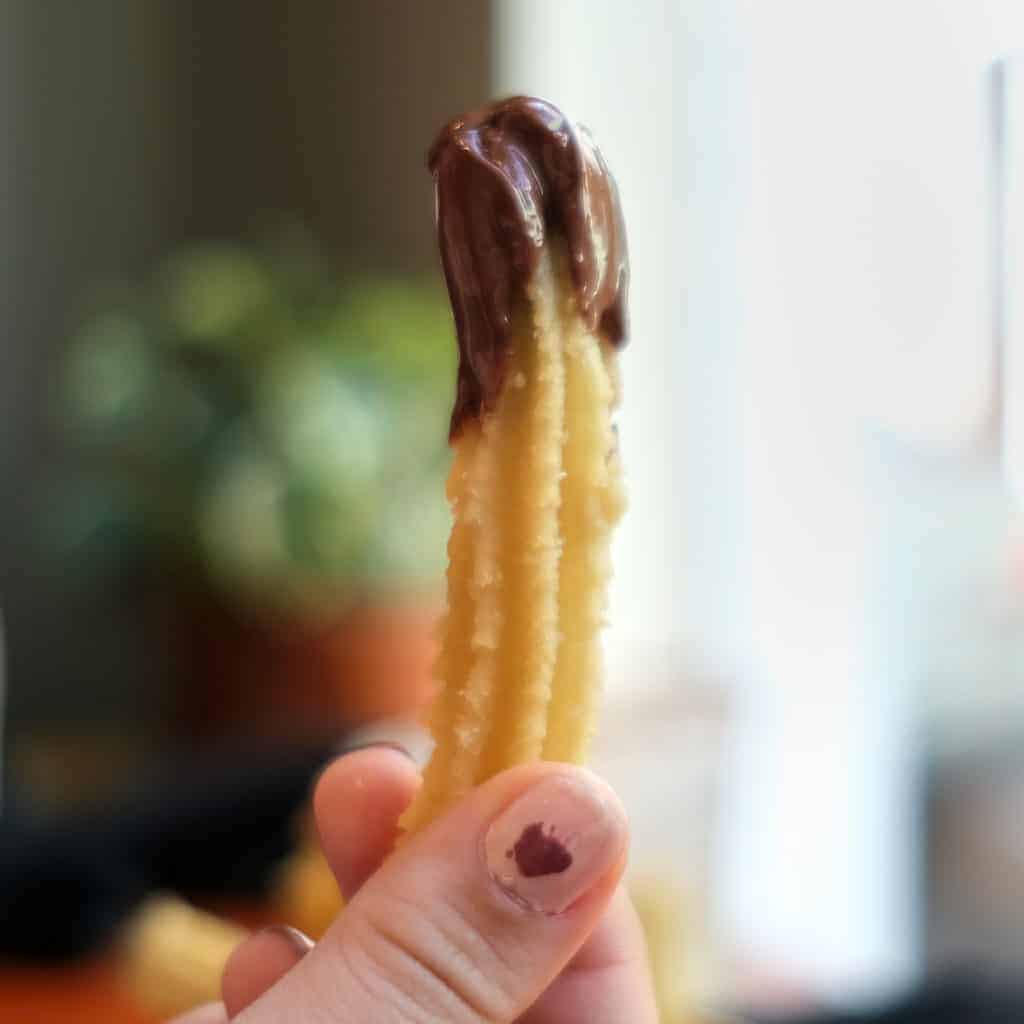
[402, 96, 628, 833]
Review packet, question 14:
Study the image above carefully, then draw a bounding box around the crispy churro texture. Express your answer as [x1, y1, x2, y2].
[401, 97, 628, 833]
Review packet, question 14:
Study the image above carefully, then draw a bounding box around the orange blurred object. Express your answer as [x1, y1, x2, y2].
[0, 961, 156, 1024]
[0, 902, 285, 1023]
[176, 591, 439, 743]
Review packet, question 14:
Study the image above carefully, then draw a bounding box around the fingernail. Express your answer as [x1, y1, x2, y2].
[316, 741, 414, 789]
[255, 924, 314, 954]
[484, 773, 627, 915]
[347, 739, 415, 760]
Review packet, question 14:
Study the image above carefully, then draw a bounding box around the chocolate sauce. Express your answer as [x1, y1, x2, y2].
[429, 96, 629, 439]
[506, 822, 573, 878]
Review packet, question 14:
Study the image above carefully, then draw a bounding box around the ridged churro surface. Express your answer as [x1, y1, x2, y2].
[401, 244, 624, 833]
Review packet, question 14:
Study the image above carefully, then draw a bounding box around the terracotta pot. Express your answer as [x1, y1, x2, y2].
[174, 590, 438, 745]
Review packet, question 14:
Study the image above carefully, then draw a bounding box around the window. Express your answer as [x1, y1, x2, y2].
[500, 0, 1024, 1009]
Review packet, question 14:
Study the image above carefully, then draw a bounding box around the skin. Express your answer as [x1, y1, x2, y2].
[171, 747, 658, 1023]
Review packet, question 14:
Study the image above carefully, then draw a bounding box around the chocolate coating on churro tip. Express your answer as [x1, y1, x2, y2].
[430, 96, 629, 439]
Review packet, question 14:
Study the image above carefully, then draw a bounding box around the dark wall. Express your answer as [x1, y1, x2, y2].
[0, 0, 491, 735]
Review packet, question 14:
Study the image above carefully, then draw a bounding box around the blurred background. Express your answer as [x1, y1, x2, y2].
[4, 1, 1024, 1022]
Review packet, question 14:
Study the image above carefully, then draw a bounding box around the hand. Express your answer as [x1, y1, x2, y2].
[171, 745, 658, 1022]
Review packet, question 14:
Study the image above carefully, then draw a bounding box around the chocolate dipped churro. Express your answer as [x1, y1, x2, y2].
[402, 96, 628, 833]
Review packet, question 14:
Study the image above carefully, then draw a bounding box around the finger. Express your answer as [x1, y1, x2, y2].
[313, 745, 421, 899]
[167, 1002, 228, 1023]
[221, 925, 313, 1018]
[246, 763, 629, 1023]
[517, 886, 659, 1023]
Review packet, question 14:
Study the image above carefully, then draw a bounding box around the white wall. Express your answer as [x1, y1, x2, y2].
[714, 0, 1024, 1008]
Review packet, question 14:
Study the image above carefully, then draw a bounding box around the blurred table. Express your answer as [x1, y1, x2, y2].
[0, 901, 276, 1022]
[0, 960, 156, 1023]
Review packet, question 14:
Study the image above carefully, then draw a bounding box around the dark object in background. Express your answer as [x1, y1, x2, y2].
[0, 743, 333, 961]
[45, 235, 453, 749]
[763, 977, 1024, 1024]
[176, 592, 437, 744]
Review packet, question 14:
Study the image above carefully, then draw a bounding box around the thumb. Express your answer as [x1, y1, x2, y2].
[240, 764, 628, 1023]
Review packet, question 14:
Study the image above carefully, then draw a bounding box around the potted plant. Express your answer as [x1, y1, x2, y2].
[50, 227, 454, 743]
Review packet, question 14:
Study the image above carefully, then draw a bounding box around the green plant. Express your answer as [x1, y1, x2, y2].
[50, 228, 455, 616]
